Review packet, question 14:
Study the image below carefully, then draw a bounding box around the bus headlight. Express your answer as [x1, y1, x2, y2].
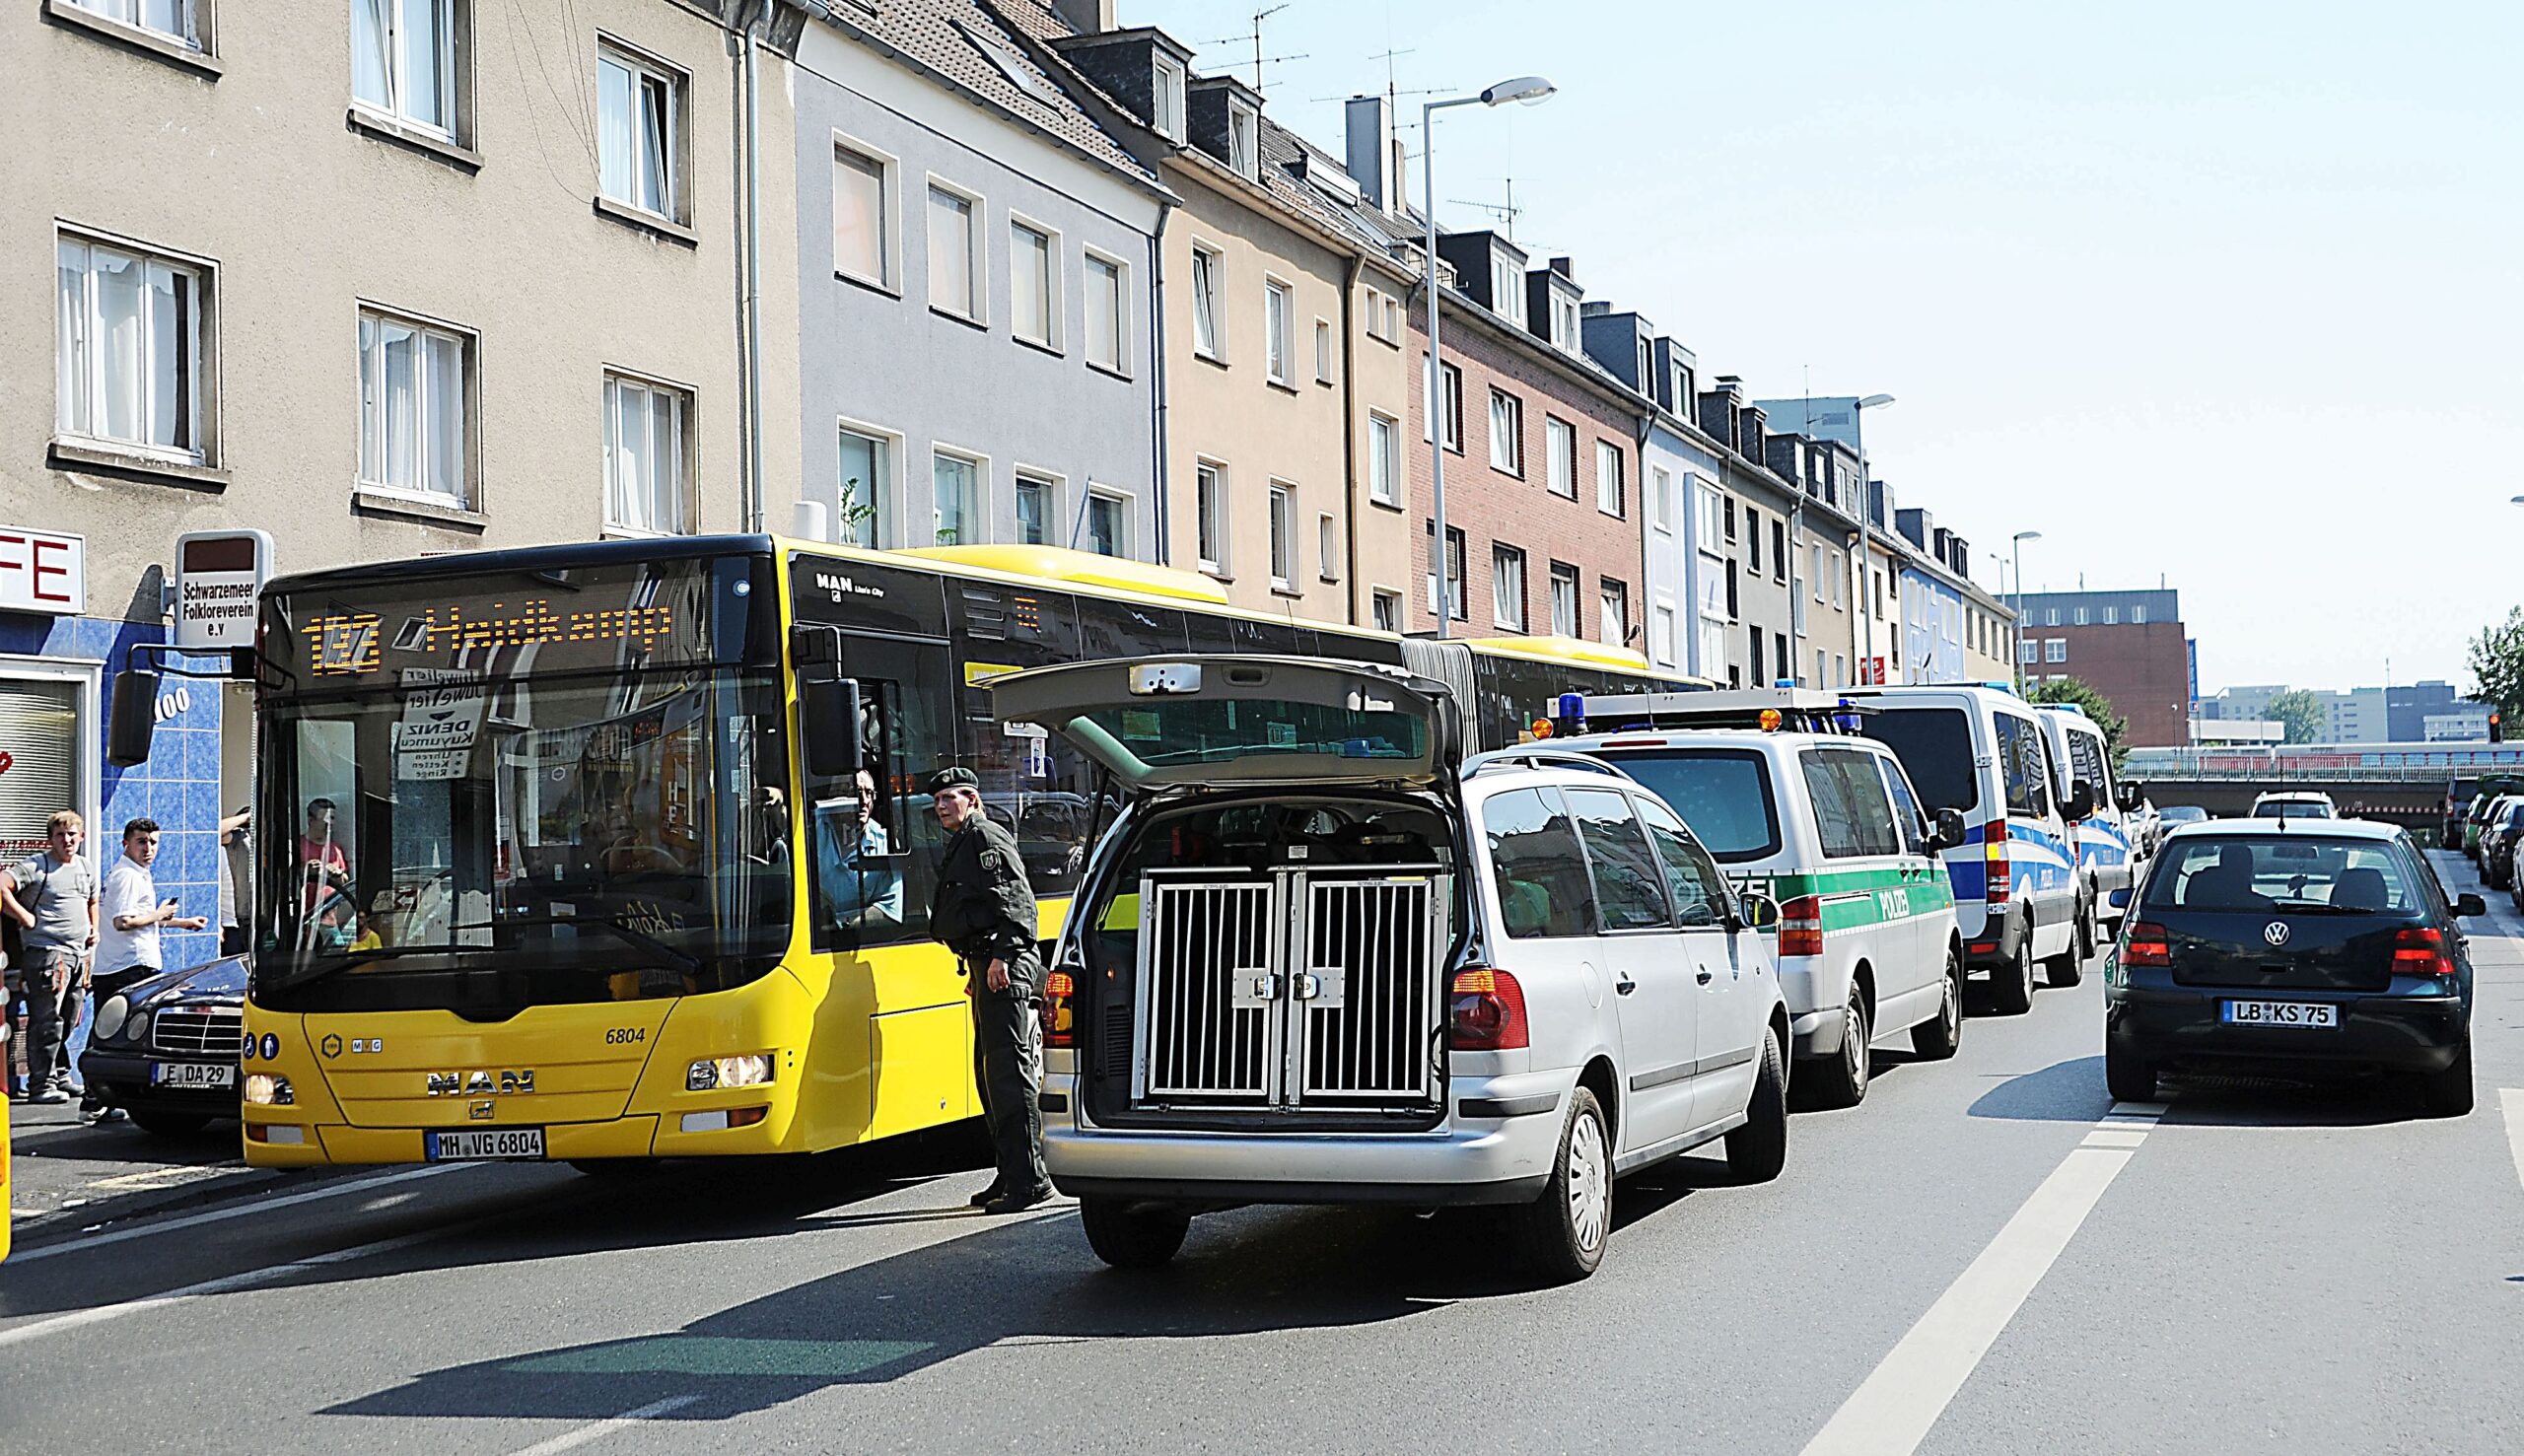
[244, 1075, 295, 1106]
[687, 1055, 774, 1091]
[93, 995, 130, 1042]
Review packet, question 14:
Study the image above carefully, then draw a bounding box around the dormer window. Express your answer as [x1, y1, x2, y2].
[1227, 100, 1259, 180]
[1491, 254, 1521, 320]
[1545, 294, 1578, 352]
[1152, 55, 1186, 140]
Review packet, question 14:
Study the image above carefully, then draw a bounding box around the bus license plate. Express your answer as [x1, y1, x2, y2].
[150, 1062, 236, 1089]
[2220, 1001, 2338, 1028]
[425, 1128, 546, 1161]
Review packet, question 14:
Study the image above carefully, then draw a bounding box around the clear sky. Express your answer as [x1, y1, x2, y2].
[1131, 0, 2523, 693]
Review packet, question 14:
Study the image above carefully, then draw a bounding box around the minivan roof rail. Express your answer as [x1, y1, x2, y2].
[1461, 747, 1637, 782]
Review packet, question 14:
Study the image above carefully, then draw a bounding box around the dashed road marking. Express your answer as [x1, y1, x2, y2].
[504, 1395, 702, 1456]
[2501, 1089, 2524, 1202]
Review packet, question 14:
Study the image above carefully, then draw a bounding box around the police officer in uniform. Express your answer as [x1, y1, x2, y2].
[925, 767, 1052, 1213]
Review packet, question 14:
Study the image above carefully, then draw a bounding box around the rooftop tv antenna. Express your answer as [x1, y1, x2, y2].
[1447, 176, 1526, 240]
[1209, 3, 1308, 95]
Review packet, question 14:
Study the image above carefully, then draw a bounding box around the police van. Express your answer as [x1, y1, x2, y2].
[2035, 703, 2142, 933]
[1841, 683, 2088, 1013]
[1554, 691, 1968, 1106]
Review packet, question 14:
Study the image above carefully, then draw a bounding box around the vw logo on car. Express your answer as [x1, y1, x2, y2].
[2263, 921, 2290, 947]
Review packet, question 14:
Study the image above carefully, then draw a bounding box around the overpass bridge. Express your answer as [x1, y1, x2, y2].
[2123, 753, 2489, 840]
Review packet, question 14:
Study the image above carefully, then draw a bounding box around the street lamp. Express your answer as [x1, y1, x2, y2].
[1424, 75, 1556, 639]
[1852, 393, 1894, 680]
[2010, 529, 2043, 691]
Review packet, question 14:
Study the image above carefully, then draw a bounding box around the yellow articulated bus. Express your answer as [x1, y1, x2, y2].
[228, 534, 1704, 1168]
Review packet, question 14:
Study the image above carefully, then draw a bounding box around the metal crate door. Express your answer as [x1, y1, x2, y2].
[1134, 874, 1283, 1106]
[1292, 871, 1447, 1105]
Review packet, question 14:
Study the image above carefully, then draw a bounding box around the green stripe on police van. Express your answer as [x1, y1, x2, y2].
[1729, 864, 1953, 934]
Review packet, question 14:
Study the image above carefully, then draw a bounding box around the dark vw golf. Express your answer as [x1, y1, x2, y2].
[2105, 819, 2479, 1115]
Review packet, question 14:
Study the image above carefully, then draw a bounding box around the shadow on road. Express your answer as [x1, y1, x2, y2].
[1965, 1056, 2109, 1123]
[1963, 1054, 2429, 1128]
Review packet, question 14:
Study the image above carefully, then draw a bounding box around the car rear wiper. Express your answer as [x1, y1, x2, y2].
[453, 913, 704, 978]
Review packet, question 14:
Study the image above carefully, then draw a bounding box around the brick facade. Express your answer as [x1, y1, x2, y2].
[2028, 621, 2193, 747]
[1408, 299, 1643, 646]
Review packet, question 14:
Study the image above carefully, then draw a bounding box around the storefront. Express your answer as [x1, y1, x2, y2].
[1, 523, 226, 969]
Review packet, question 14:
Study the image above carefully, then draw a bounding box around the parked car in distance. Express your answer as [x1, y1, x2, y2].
[2482, 801, 2524, 890]
[2464, 793, 2511, 861]
[2443, 791, 2477, 849]
[991, 656, 1792, 1283]
[1845, 684, 2088, 1013]
[78, 954, 246, 1136]
[2157, 805, 2209, 829]
[2251, 791, 2338, 820]
[1553, 690, 1970, 1108]
[2106, 819, 2480, 1115]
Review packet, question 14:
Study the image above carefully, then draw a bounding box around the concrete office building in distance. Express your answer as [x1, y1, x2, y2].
[2, 0, 792, 954]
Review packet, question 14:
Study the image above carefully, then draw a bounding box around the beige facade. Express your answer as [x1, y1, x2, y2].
[3, 0, 797, 599]
[1160, 152, 1414, 628]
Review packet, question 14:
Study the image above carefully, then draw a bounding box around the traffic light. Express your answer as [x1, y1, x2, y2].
[2492, 712, 2503, 742]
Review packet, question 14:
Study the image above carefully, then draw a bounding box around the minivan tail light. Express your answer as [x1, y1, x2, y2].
[1042, 967, 1078, 1048]
[1984, 820, 2011, 903]
[2390, 927, 2455, 981]
[1779, 895, 1824, 958]
[2122, 920, 2171, 968]
[1449, 967, 1529, 1051]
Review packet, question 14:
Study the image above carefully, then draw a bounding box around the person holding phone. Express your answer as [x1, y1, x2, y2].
[91, 817, 206, 1121]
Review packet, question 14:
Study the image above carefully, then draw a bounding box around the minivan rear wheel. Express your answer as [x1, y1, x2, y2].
[2048, 907, 2088, 988]
[1515, 1086, 1611, 1283]
[1808, 987, 1871, 1109]
[1912, 948, 1964, 1060]
[1726, 1026, 1790, 1184]
[1081, 1198, 1192, 1269]
[1991, 934, 2036, 1015]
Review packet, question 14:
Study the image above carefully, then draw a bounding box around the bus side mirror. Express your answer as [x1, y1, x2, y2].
[2065, 778, 2096, 822]
[107, 667, 159, 768]
[2115, 782, 2142, 814]
[802, 674, 864, 781]
[1930, 807, 1969, 851]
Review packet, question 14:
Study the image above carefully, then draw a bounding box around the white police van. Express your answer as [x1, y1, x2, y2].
[2035, 702, 2140, 934]
[1841, 684, 2087, 1013]
[1551, 691, 1970, 1108]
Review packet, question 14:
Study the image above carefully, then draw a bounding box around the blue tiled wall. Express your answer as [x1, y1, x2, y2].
[1, 611, 226, 972]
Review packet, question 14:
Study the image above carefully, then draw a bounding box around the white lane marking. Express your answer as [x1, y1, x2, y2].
[2501, 1089, 2524, 1201]
[2081, 1129, 2147, 1147]
[2107, 1101, 2168, 1119]
[6, 1163, 461, 1264]
[0, 1222, 457, 1349]
[504, 1395, 702, 1456]
[1800, 1146, 2138, 1456]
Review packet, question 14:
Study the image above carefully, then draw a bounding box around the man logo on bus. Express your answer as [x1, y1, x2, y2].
[426, 1070, 535, 1096]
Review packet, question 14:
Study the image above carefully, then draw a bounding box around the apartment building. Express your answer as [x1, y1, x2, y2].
[2015, 589, 2192, 745]
[1578, 304, 1724, 678]
[1413, 235, 1642, 648]
[788, 0, 1166, 559]
[1, 0, 790, 948]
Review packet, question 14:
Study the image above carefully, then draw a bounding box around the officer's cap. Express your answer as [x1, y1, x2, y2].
[927, 766, 981, 795]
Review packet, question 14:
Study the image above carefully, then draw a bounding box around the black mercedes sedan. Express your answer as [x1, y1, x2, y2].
[78, 954, 247, 1137]
[2104, 819, 2480, 1116]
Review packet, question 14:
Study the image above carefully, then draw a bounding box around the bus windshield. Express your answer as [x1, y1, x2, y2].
[253, 554, 790, 1011]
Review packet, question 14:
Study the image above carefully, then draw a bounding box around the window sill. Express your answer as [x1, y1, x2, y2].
[42, 0, 221, 78]
[1271, 584, 1302, 599]
[47, 440, 228, 492]
[1085, 360, 1134, 384]
[346, 107, 483, 173]
[594, 196, 698, 247]
[352, 486, 487, 530]
[1266, 378, 1299, 396]
[930, 306, 989, 332]
[1491, 464, 1524, 481]
[1367, 494, 1403, 514]
[1193, 349, 1229, 371]
[1318, 574, 1341, 587]
[834, 269, 902, 300]
[1598, 508, 1627, 521]
[1014, 335, 1066, 361]
[1199, 567, 1231, 583]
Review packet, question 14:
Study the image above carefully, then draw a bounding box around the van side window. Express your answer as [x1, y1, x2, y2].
[1567, 789, 1675, 931]
[1994, 714, 2052, 818]
[2064, 728, 2109, 804]
[1482, 788, 1596, 938]
[1636, 796, 1727, 928]
[1876, 755, 1927, 853]
[1829, 751, 1901, 855]
[1801, 751, 1864, 857]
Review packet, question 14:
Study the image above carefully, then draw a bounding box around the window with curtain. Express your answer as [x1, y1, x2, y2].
[1086, 491, 1128, 557]
[928, 186, 979, 319]
[1489, 390, 1523, 475]
[1595, 439, 1625, 517]
[1012, 221, 1055, 346]
[1545, 416, 1576, 498]
[1550, 563, 1578, 637]
[602, 375, 687, 534]
[1492, 545, 1526, 631]
[56, 235, 205, 460]
[598, 46, 679, 220]
[66, 0, 201, 45]
[352, 0, 457, 136]
[835, 427, 888, 546]
[833, 146, 889, 285]
[932, 451, 980, 545]
[1367, 413, 1399, 504]
[1084, 253, 1124, 373]
[1599, 579, 1629, 645]
[1015, 473, 1053, 545]
[357, 309, 467, 504]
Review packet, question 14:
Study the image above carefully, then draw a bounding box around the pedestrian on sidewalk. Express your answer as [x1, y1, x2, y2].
[925, 766, 1052, 1214]
[1, 810, 100, 1106]
[89, 817, 208, 1120]
[217, 807, 250, 958]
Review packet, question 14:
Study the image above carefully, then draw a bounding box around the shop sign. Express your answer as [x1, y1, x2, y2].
[0, 526, 84, 617]
[174, 529, 273, 651]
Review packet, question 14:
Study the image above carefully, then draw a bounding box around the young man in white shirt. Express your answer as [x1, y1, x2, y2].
[91, 817, 206, 1120]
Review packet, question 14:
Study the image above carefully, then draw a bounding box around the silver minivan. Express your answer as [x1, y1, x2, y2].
[990, 656, 1791, 1283]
